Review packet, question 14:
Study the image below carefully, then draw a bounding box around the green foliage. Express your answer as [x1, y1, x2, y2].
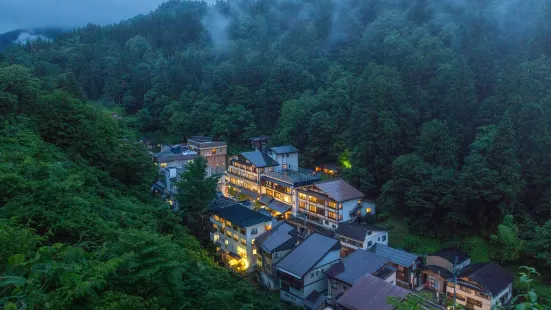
[0, 68, 285, 309]
[489, 215, 524, 263]
[527, 220, 551, 267]
[503, 267, 546, 310]
[175, 156, 220, 237]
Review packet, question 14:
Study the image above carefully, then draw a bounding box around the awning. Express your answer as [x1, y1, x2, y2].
[267, 200, 291, 214]
[259, 194, 274, 205]
[227, 251, 242, 260]
[240, 188, 259, 200]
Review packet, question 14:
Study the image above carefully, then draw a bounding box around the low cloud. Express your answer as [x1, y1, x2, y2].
[0, 0, 169, 33]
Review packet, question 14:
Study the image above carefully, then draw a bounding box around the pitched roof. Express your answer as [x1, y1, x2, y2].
[241, 150, 279, 168]
[456, 262, 513, 295]
[326, 249, 390, 285]
[256, 222, 297, 253]
[371, 244, 419, 267]
[270, 145, 299, 154]
[336, 274, 409, 310]
[312, 179, 364, 202]
[210, 204, 271, 228]
[432, 248, 470, 264]
[424, 265, 453, 279]
[335, 223, 387, 242]
[276, 233, 340, 278]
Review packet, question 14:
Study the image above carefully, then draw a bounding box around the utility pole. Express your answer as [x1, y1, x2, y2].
[453, 256, 458, 310]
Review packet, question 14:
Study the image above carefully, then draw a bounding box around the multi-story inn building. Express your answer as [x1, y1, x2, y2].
[259, 167, 321, 219]
[276, 233, 340, 308]
[335, 222, 389, 257]
[209, 203, 272, 274]
[294, 179, 370, 231]
[446, 262, 512, 310]
[256, 222, 298, 290]
[187, 136, 227, 175]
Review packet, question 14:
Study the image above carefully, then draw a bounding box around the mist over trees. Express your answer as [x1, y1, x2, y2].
[2, 0, 551, 296]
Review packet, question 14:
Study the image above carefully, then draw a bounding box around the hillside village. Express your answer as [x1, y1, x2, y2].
[150, 136, 514, 310]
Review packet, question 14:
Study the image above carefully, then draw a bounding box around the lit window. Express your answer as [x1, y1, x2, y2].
[299, 193, 307, 200]
[328, 212, 337, 220]
[253, 249, 257, 255]
[252, 239, 255, 244]
[160, 163, 167, 168]
[211, 148, 217, 154]
[366, 208, 372, 213]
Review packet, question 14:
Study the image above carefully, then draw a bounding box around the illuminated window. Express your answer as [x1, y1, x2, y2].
[274, 192, 282, 200]
[226, 220, 232, 226]
[285, 187, 291, 194]
[251, 239, 255, 245]
[225, 240, 228, 245]
[299, 193, 307, 200]
[299, 202, 307, 209]
[327, 212, 337, 220]
[309, 205, 317, 213]
[227, 231, 232, 237]
[211, 148, 217, 154]
[366, 208, 372, 213]
[266, 189, 274, 197]
[308, 196, 317, 203]
[253, 249, 257, 255]
[328, 202, 337, 209]
[160, 163, 167, 168]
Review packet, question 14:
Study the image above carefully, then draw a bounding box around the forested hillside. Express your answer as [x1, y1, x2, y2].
[1, 0, 551, 287]
[0, 65, 285, 308]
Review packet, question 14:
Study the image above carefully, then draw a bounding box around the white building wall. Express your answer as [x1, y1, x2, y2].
[272, 152, 299, 170]
[363, 231, 388, 249]
[303, 249, 340, 304]
[341, 200, 359, 222]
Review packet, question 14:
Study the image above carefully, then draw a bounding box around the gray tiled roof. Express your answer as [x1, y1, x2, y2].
[312, 179, 364, 202]
[276, 233, 339, 278]
[326, 249, 390, 285]
[241, 150, 279, 168]
[455, 262, 513, 295]
[371, 243, 419, 267]
[335, 223, 387, 242]
[256, 222, 296, 253]
[336, 274, 409, 310]
[270, 145, 299, 154]
[211, 204, 271, 228]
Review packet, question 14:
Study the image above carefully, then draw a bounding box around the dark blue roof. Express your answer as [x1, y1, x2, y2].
[371, 244, 419, 267]
[326, 249, 390, 285]
[276, 233, 339, 278]
[256, 222, 296, 253]
[211, 204, 271, 227]
[241, 150, 279, 168]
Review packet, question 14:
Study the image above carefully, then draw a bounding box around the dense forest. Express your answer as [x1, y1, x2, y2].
[0, 66, 285, 307]
[1, 0, 551, 305]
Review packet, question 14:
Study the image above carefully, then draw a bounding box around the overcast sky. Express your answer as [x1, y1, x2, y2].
[0, 0, 173, 34]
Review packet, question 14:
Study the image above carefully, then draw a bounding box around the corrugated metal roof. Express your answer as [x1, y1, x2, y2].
[312, 179, 364, 202]
[256, 222, 296, 253]
[336, 274, 409, 310]
[241, 150, 279, 168]
[335, 223, 387, 242]
[371, 244, 419, 267]
[276, 233, 339, 278]
[326, 249, 390, 285]
[270, 145, 299, 154]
